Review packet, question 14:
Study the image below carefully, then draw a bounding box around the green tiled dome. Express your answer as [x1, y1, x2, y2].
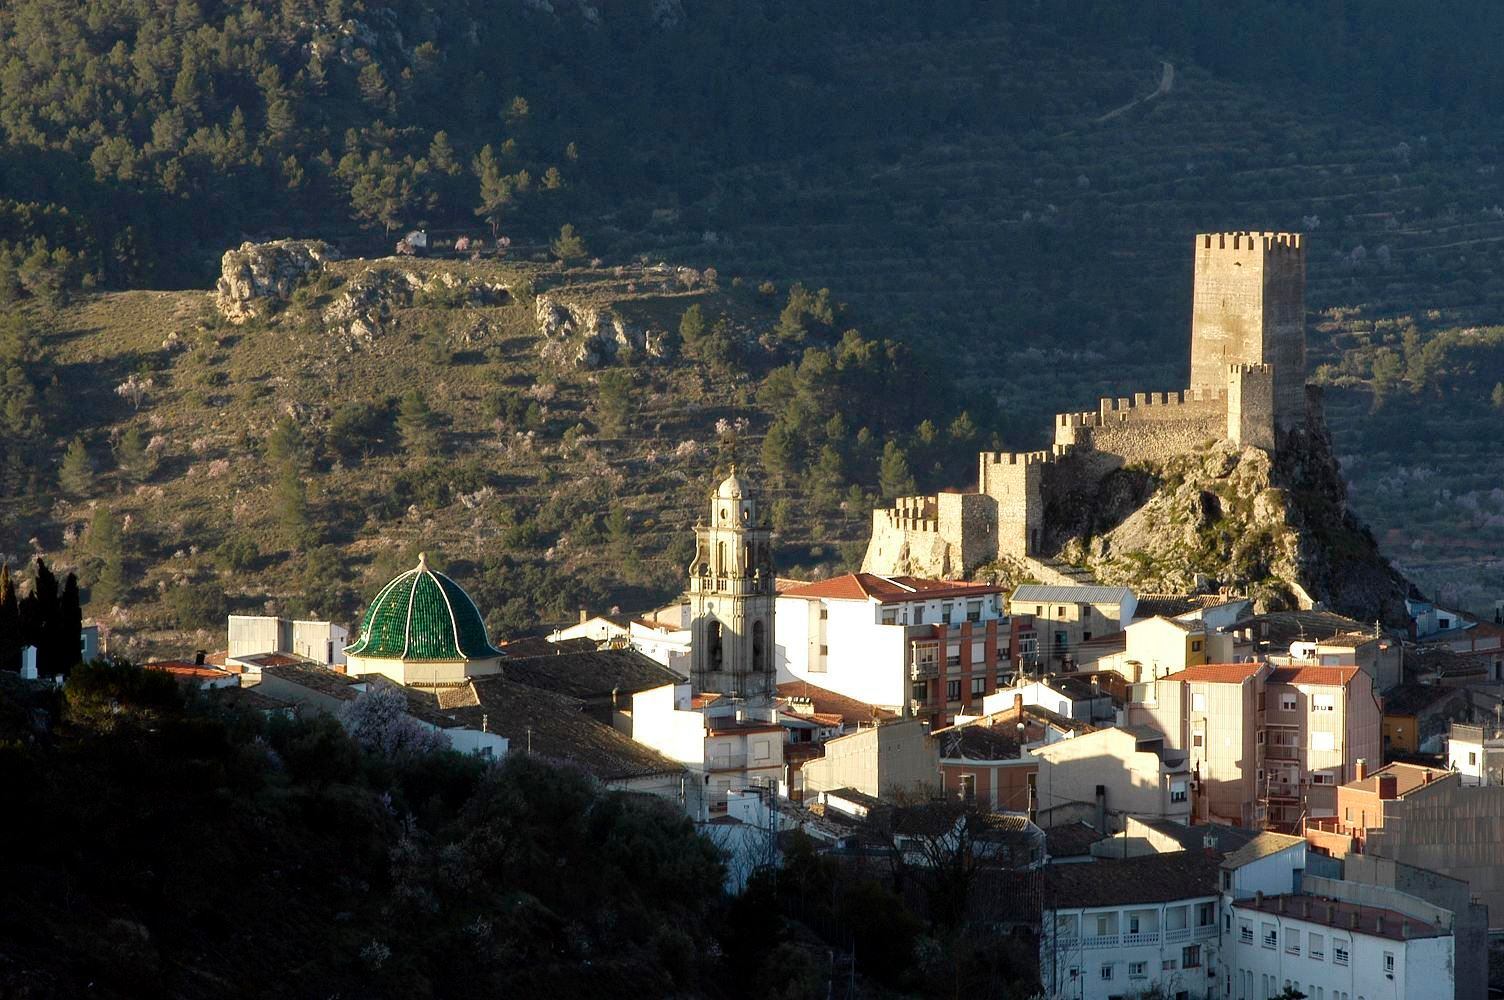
[345, 553, 503, 661]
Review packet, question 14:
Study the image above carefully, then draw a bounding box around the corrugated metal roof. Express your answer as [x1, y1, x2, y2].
[1011, 584, 1135, 605]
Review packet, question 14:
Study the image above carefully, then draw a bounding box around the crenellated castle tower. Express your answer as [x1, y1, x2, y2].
[863, 231, 1311, 579]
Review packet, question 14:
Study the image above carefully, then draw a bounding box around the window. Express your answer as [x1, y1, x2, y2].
[819, 608, 829, 620]
[1161, 959, 1177, 972]
[1128, 915, 1140, 933]
[1182, 945, 1200, 969]
[967, 600, 982, 623]
[819, 644, 829, 657]
[1036, 605, 1043, 616]
[1384, 951, 1395, 974]
[1191, 640, 1202, 653]
[1100, 963, 1113, 981]
[1096, 915, 1112, 936]
[946, 647, 961, 668]
[1128, 961, 1147, 979]
[1309, 932, 1325, 960]
[971, 676, 986, 697]
[946, 680, 961, 701]
[1333, 941, 1349, 966]
[1239, 921, 1253, 944]
[1197, 902, 1215, 926]
[1170, 781, 1188, 803]
[1067, 967, 1079, 981]
[1058, 606, 1067, 617]
[1192, 732, 1205, 749]
[958, 774, 976, 803]
[1312, 693, 1335, 712]
[1312, 731, 1336, 751]
[752, 739, 770, 761]
[1313, 770, 1335, 785]
[1280, 693, 1297, 711]
[1345, 806, 1353, 821]
[1284, 928, 1300, 954]
[1262, 923, 1277, 949]
[1192, 693, 1207, 711]
[1470, 751, 1479, 765]
[912, 682, 927, 703]
[881, 608, 897, 625]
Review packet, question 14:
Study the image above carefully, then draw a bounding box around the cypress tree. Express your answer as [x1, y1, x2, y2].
[0, 565, 19, 670]
[52, 572, 83, 671]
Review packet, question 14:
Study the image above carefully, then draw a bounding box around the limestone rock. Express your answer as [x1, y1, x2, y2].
[534, 293, 659, 368]
[322, 267, 509, 347]
[214, 239, 336, 323]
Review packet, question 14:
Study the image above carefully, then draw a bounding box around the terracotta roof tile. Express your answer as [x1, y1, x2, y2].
[776, 680, 896, 725]
[1045, 852, 1221, 908]
[1268, 665, 1360, 686]
[781, 572, 1002, 604]
[1161, 662, 1268, 684]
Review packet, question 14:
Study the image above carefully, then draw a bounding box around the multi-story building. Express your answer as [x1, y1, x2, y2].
[775, 572, 1027, 726]
[228, 614, 348, 668]
[1039, 852, 1222, 1000]
[1008, 584, 1137, 670]
[980, 673, 1121, 725]
[933, 696, 1093, 811]
[1447, 721, 1504, 785]
[1304, 761, 1451, 858]
[801, 717, 938, 802]
[1132, 662, 1381, 830]
[1224, 890, 1453, 1000]
[1230, 610, 1402, 693]
[1029, 725, 1193, 832]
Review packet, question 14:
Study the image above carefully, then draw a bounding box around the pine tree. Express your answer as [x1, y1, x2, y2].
[59, 436, 93, 495]
[594, 371, 633, 436]
[264, 414, 306, 468]
[87, 508, 127, 607]
[398, 389, 440, 456]
[116, 425, 151, 482]
[551, 224, 587, 264]
[761, 420, 800, 485]
[472, 145, 513, 237]
[0, 564, 19, 670]
[679, 304, 705, 354]
[275, 467, 314, 549]
[879, 440, 916, 499]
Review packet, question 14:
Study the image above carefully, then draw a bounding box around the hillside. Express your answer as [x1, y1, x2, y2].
[8, 242, 970, 658]
[4, 3, 1504, 618]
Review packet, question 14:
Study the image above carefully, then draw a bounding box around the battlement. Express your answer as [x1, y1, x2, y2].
[873, 495, 940, 535]
[979, 450, 1053, 467]
[1198, 231, 1304, 253]
[1228, 362, 1273, 375]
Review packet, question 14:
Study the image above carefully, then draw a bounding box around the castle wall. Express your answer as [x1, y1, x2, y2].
[1227, 363, 1275, 450]
[1190, 231, 1305, 431]
[1053, 390, 1227, 471]
[979, 451, 1047, 559]
[937, 491, 997, 574]
[862, 498, 957, 577]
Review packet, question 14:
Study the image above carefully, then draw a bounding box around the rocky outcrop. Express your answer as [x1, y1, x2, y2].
[534, 294, 665, 368]
[322, 267, 509, 347]
[1061, 423, 1409, 621]
[214, 240, 337, 323]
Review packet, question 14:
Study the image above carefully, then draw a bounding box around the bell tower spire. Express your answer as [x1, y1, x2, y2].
[688, 467, 776, 699]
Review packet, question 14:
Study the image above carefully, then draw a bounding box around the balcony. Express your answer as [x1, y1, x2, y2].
[1121, 931, 1160, 947]
[1265, 744, 1301, 761]
[707, 752, 748, 771]
[1082, 933, 1119, 950]
[1164, 927, 1192, 944]
[910, 660, 939, 681]
[1195, 924, 1217, 941]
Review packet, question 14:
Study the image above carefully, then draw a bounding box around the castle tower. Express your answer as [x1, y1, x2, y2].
[688, 467, 776, 699]
[1190, 231, 1307, 432]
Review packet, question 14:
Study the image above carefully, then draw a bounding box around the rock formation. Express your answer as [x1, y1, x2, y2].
[214, 240, 337, 323]
[534, 293, 665, 368]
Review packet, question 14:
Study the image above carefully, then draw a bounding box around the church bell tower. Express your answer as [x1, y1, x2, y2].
[688, 467, 776, 699]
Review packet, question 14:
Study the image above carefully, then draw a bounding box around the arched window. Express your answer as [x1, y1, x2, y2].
[708, 621, 723, 670]
[752, 620, 766, 672]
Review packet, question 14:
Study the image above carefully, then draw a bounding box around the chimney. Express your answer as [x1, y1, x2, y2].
[1423, 768, 1434, 783]
[1378, 774, 1398, 800]
[1203, 831, 1217, 857]
[578, 608, 589, 624]
[1014, 693, 1024, 713]
[194, 649, 206, 666]
[1355, 758, 1368, 781]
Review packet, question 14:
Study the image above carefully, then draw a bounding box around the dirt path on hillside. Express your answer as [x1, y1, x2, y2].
[1096, 60, 1175, 123]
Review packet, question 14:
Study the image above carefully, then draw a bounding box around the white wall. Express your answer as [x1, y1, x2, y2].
[1228, 844, 1307, 900]
[776, 596, 908, 708]
[1223, 909, 1452, 1000]
[444, 726, 509, 758]
[1448, 734, 1485, 786]
[1041, 897, 1220, 1000]
[228, 615, 286, 659]
[629, 683, 708, 765]
[983, 681, 1074, 719]
[774, 595, 816, 680]
[628, 621, 691, 678]
[292, 620, 348, 666]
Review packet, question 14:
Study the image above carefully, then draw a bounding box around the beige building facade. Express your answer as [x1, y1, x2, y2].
[801, 718, 938, 801]
[1029, 725, 1192, 831]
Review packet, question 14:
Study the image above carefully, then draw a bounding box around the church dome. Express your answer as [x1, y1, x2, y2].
[716, 466, 747, 499]
[345, 553, 503, 661]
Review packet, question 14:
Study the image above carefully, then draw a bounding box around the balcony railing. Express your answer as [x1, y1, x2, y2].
[1164, 927, 1192, 944]
[1121, 931, 1160, 947]
[1195, 924, 1217, 940]
[1265, 744, 1301, 761]
[708, 753, 748, 771]
[1082, 933, 1119, 949]
[910, 661, 939, 680]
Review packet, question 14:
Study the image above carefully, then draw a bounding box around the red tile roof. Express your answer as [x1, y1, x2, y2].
[1344, 761, 1446, 797]
[780, 572, 1001, 604]
[1161, 662, 1268, 684]
[776, 680, 898, 725]
[146, 661, 232, 680]
[1268, 665, 1360, 687]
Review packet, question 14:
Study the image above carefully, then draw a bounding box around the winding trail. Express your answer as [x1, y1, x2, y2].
[1096, 60, 1175, 123]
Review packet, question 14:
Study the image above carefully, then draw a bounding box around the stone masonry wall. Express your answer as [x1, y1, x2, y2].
[1053, 390, 1227, 472]
[1227, 363, 1275, 449]
[979, 451, 1048, 559]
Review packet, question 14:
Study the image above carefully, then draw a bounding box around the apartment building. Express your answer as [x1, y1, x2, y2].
[1009, 584, 1137, 670]
[1030, 725, 1193, 832]
[1131, 662, 1381, 830]
[1231, 610, 1402, 693]
[776, 573, 1030, 726]
[933, 696, 1092, 811]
